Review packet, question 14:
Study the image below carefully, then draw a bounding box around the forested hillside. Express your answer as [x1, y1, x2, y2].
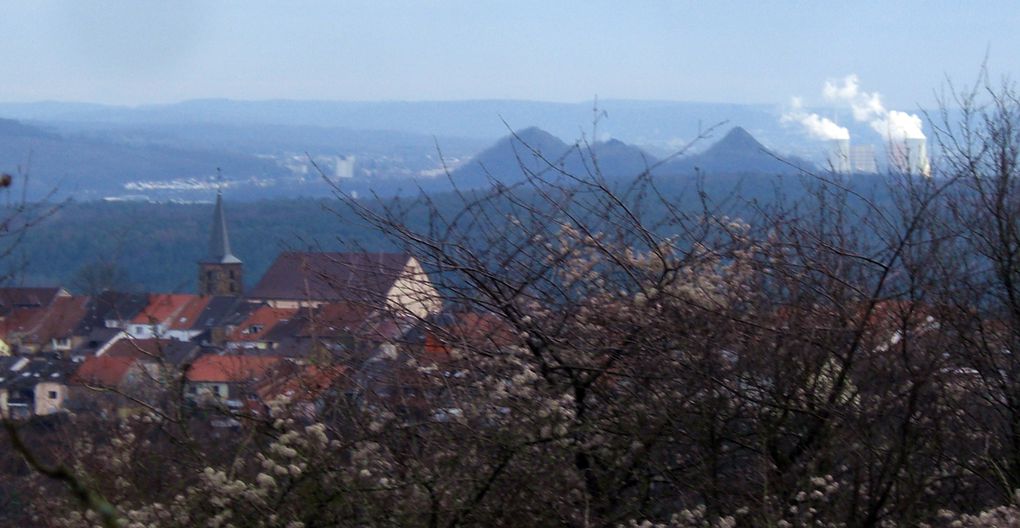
[15, 170, 886, 292]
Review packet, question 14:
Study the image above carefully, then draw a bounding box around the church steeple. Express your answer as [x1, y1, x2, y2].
[209, 190, 241, 264]
[198, 189, 243, 296]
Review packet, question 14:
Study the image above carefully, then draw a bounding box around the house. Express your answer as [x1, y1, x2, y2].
[252, 362, 347, 417]
[189, 295, 253, 347]
[99, 336, 203, 366]
[0, 356, 74, 419]
[0, 287, 69, 317]
[125, 294, 212, 341]
[250, 301, 409, 360]
[77, 290, 150, 331]
[0, 295, 89, 355]
[70, 354, 163, 417]
[247, 252, 442, 318]
[185, 355, 281, 408]
[346, 312, 517, 420]
[422, 311, 519, 360]
[225, 304, 298, 350]
[68, 327, 125, 360]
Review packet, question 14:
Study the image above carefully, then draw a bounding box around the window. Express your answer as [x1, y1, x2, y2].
[48, 391, 57, 399]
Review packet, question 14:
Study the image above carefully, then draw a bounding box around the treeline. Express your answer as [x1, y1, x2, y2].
[15, 171, 876, 293]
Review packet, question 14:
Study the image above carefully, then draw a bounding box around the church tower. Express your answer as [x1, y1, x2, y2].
[198, 190, 243, 296]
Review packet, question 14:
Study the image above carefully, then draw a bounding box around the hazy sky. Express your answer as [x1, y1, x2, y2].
[0, 1, 1016, 108]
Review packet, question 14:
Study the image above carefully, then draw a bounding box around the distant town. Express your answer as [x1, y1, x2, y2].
[0, 191, 478, 424]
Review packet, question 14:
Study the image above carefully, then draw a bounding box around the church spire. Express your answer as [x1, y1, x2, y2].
[198, 187, 243, 296]
[209, 190, 241, 264]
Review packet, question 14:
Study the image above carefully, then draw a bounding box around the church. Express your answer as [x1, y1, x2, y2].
[196, 190, 441, 319]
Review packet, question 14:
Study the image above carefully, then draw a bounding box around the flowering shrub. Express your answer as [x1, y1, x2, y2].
[11, 79, 1020, 527]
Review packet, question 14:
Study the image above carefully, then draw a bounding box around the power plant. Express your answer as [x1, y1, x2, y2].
[824, 138, 878, 174]
[850, 144, 878, 174]
[889, 137, 930, 176]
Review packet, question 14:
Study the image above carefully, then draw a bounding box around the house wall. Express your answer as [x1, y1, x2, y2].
[127, 323, 163, 339]
[188, 381, 230, 400]
[385, 258, 442, 319]
[265, 299, 320, 310]
[45, 335, 82, 354]
[34, 382, 67, 415]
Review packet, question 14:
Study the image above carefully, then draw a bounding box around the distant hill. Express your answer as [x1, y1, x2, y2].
[444, 127, 573, 189]
[0, 117, 293, 201]
[442, 127, 657, 190]
[0, 99, 841, 160]
[0, 117, 57, 139]
[661, 126, 816, 175]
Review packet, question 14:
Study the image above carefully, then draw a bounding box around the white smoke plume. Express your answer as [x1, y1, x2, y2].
[781, 97, 850, 140]
[823, 74, 925, 140]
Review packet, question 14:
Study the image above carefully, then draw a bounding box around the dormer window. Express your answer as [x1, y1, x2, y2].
[244, 324, 264, 335]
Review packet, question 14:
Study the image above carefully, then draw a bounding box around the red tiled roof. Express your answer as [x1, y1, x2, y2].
[34, 296, 89, 341]
[229, 305, 297, 342]
[255, 364, 347, 403]
[0, 307, 45, 338]
[186, 355, 281, 383]
[425, 312, 518, 359]
[168, 296, 213, 330]
[0, 296, 89, 344]
[248, 252, 411, 304]
[132, 294, 201, 325]
[104, 338, 173, 359]
[72, 356, 138, 387]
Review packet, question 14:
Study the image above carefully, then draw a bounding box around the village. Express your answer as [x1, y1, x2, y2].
[0, 192, 510, 423]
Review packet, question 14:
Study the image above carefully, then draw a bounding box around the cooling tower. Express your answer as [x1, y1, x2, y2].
[890, 138, 931, 176]
[850, 145, 878, 174]
[906, 138, 930, 177]
[828, 139, 851, 174]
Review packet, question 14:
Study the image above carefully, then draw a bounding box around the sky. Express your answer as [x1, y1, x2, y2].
[0, 1, 1017, 108]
